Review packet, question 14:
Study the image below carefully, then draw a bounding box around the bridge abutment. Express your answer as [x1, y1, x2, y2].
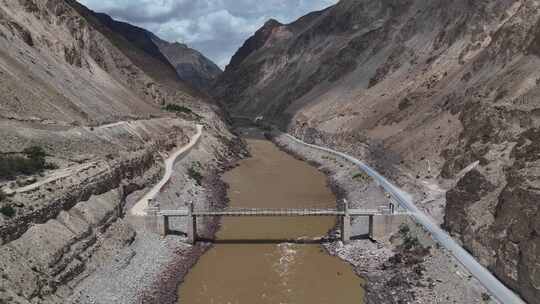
[370, 214, 408, 241]
[145, 200, 160, 233]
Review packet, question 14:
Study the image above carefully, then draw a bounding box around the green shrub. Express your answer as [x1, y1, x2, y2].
[162, 104, 202, 119]
[403, 235, 421, 250]
[188, 163, 203, 186]
[163, 104, 193, 114]
[0, 146, 56, 179]
[399, 223, 411, 237]
[398, 224, 422, 250]
[23, 146, 46, 159]
[0, 205, 15, 218]
[352, 171, 371, 181]
[481, 293, 491, 302]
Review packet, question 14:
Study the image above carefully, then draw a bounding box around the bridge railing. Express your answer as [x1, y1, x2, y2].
[157, 207, 381, 217]
[147, 201, 406, 244]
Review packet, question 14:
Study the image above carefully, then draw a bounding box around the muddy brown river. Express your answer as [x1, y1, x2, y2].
[178, 137, 364, 303]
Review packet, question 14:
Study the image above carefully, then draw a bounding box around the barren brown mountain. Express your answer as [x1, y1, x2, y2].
[0, 1, 234, 303]
[214, 0, 540, 302]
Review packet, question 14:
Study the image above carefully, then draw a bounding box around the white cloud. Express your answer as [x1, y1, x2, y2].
[78, 0, 338, 68]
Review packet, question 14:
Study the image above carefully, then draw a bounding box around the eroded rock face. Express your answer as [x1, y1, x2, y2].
[444, 169, 495, 235]
[444, 112, 540, 301]
[1, 192, 135, 303]
[490, 129, 540, 299]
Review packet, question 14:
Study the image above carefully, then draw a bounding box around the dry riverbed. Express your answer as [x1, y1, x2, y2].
[272, 132, 498, 304]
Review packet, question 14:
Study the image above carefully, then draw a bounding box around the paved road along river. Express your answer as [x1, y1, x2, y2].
[285, 133, 526, 304]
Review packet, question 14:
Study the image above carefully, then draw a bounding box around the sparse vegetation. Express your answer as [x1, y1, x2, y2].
[403, 234, 421, 250]
[0, 205, 15, 218]
[398, 223, 424, 251]
[387, 223, 430, 277]
[398, 97, 412, 110]
[481, 293, 491, 302]
[399, 223, 411, 236]
[163, 104, 193, 114]
[162, 104, 202, 120]
[0, 189, 6, 202]
[352, 171, 371, 182]
[188, 162, 203, 186]
[0, 146, 57, 179]
[321, 155, 336, 161]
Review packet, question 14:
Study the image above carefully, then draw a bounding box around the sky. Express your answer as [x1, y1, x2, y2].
[78, 0, 338, 68]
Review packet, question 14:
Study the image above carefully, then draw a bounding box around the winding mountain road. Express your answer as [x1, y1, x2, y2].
[131, 124, 203, 216]
[285, 134, 526, 304]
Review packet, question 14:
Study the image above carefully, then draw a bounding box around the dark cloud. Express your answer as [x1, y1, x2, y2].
[78, 0, 337, 67]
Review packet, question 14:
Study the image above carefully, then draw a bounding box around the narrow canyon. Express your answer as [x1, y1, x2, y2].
[0, 1, 539, 304]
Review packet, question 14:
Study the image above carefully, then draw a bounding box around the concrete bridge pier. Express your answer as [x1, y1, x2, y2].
[368, 215, 374, 239]
[186, 203, 197, 244]
[341, 201, 351, 243]
[156, 204, 395, 243]
[161, 214, 169, 237]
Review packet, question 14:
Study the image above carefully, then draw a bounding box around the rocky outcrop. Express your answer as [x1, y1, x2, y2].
[216, 0, 540, 301]
[1, 192, 135, 304]
[0, 118, 194, 303]
[445, 126, 540, 301]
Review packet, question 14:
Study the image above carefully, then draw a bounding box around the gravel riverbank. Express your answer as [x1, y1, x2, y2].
[69, 132, 246, 304]
[272, 132, 498, 304]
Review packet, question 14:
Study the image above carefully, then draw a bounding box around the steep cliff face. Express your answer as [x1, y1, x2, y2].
[0, 0, 190, 125]
[153, 38, 222, 93]
[71, 2, 222, 93]
[67, 1, 191, 94]
[215, 0, 540, 301]
[69, 2, 220, 96]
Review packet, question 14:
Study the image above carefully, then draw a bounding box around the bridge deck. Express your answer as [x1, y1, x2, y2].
[158, 208, 379, 217]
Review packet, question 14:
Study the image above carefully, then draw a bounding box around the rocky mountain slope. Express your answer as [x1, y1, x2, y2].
[214, 0, 540, 302]
[0, 1, 234, 303]
[153, 38, 222, 93]
[70, 2, 221, 94]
